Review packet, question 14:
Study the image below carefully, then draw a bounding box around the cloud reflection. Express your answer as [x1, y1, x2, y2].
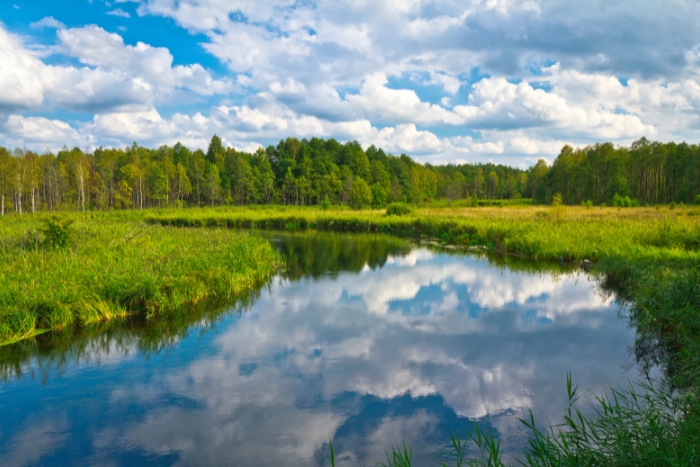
[0, 248, 634, 466]
[94, 251, 631, 466]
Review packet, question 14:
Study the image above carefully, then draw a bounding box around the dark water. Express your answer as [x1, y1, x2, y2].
[0, 232, 638, 467]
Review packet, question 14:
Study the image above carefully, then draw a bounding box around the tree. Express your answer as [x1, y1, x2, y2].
[206, 134, 225, 165]
[0, 148, 14, 215]
[253, 148, 275, 204]
[174, 163, 192, 206]
[203, 162, 222, 206]
[351, 177, 372, 209]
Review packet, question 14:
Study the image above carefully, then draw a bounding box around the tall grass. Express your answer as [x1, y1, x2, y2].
[0, 212, 281, 345]
[145, 205, 700, 264]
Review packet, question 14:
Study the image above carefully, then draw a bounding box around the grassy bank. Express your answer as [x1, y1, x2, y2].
[0, 212, 281, 345]
[146, 205, 700, 264]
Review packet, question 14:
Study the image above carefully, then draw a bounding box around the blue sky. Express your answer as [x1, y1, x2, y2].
[1, 0, 700, 165]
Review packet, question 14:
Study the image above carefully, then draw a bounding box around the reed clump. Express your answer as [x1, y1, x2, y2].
[0, 213, 281, 345]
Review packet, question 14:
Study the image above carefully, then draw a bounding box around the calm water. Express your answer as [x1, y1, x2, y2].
[0, 232, 638, 467]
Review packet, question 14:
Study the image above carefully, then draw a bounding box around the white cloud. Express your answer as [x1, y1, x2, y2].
[0, 115, 86, 148]
[107, 8, 131, 18]
[0, 27, 46, 110]
[30, 17, 66, 29]
[4, 1, 700, 162]
[0, 23, 233, 117]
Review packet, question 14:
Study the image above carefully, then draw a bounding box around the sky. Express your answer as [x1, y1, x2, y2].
[1, 0, 699, 166]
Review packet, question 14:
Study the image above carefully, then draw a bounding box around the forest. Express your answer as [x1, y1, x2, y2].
[1, 135, 699, 214]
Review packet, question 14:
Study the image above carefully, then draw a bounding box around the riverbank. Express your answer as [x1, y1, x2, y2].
[146, 204, 700, 264]
[0, 212, 281, 345]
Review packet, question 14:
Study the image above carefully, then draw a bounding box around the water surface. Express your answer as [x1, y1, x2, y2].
[0, 232, 637, 466]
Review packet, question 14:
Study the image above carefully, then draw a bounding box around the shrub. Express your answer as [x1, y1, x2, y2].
[385, 202, 414, 216]
[612, 193, 640, 208]
[39, 216, 74, 248]
[694, 194, 700, 205]
[582, 200, 593, 209]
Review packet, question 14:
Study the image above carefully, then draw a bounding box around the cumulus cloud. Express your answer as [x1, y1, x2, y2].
[3, 0, 700, 162]
[107, 8, 131, 18]
[0, 24, 232, 116]
[0, 27, 46, 110]
[29, 17, 66, 29]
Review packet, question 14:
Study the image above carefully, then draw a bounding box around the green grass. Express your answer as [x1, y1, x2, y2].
[145, 205, 700, 264]
[0, 212, 281, 345]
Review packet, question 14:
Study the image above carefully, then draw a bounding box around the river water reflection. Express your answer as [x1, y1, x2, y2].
[0, 232, 637, 466]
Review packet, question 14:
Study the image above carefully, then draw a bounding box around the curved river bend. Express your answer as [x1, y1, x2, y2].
[0, 232, 637, 467]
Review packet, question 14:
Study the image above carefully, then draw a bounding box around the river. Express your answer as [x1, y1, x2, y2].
[0, 231, 638, 466]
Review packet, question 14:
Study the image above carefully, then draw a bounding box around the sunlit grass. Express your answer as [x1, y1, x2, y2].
[145, 204, 700, 264]
[0, 212, 281, 345]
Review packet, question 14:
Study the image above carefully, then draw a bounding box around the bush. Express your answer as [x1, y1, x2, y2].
[694, 194, 700, 205]
[582, 200, 593, 209]
[39, 216, 74, 248]
[385, 202, 414, 216]
[611, 193, 640, 208]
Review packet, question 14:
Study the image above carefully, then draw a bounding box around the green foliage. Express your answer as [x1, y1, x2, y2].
[695, 194, 700, 205]
[321, 195, 331, 210]
[551, 192, 563, 207]
[2, 136, 700, 213]
[385, 202, 414, 216]
[551, 192, 566, 221]
[464, 375, 699, 467]
[39, 216, 74, 248]
[350, 177, 372, 209]
[612, 193, 640, 207]
[378, 443, 413, 467]
[582, 200, 593, 208]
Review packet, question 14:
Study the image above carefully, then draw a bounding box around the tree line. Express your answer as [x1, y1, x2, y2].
[0, 135, 698, 214]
